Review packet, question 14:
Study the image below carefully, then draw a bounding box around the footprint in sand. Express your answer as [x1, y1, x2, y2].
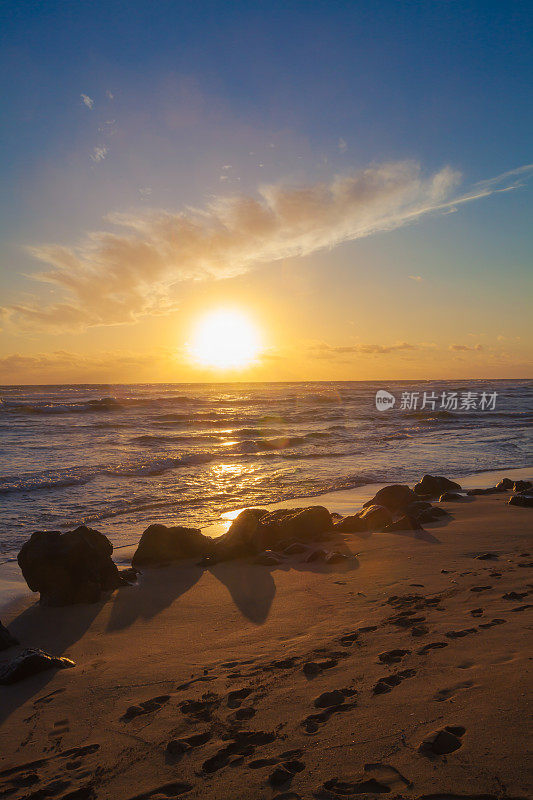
[126, 781, 193, 799]
[268, 759, 306, 787]
[445, 627, 478, 639]
[373, 669, 416, 695]
[319, 763, 411, 796]
[314, 690, 347, 708]
[419, 725, 466, 756]
[202, 730, 277, 773]
[378, 649, 410, 664]
[470, 585, 492, 592]
[122, 695, 171, 721]
[417, 641, 449, 655]
[339, 631, 359, 647]
[511, 604, 533, 612]
[479, 618, 506, 628]
[303, 658, 338, 677]
[249, 749, 303, 772]
[503, 591, 529, 601]
[301, 690, 357, 734]
[230, 706, 256, 721]
[166, 730, 212, 756]
[470, 608, 484, 617]
[434, 681, 475, 702]
[180, 693, 220, 721]
[227, 687, 252, 708]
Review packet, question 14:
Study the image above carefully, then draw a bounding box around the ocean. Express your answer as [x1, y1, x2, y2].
[1, 380, 531, 561]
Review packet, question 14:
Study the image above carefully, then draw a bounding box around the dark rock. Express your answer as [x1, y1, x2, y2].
[383, 515, 422, 532]
[417, 506, 449, 523]
[283, 542, 308, 555]
[495, 478, 514, 490]
[405, 500, 433, 517]
[0, 620, 19, 651]
[513, 480, 532, 493]
[305, 548, 328, 563]
[414, 475, 462, 497]
[212, 508, 268, 560]
[119, 567, 139, 583]
[214, 506, 332, 560]
[334, 503, 393, 533]
[509, 493, 533, 508]
[18, 526, 123, 606]
[132, 523, 213, 568]
[254, 550, 283, 566]
[333, 514, 365, 533]
[325, 551, 351, 564]
[439, 492, 463, 502]
[0, 648, 75, 685]
[255, 506, 332, 551]
[362, 485, 418, 513]
[466, 487, 500, 496]
[358, 504, 394, 530]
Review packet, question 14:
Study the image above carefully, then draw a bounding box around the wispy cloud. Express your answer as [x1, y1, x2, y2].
[338, 137, 347, 153]
[3, 161, 532, 333]
[449, 343, 484, 352]
[0, 350, 172, 381]
[309, 341, 420, 358]
[408, 275, 423, 281]
[80, 93, 94, 109]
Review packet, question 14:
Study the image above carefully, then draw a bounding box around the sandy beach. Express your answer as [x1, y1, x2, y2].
[0, 472, 531, 800]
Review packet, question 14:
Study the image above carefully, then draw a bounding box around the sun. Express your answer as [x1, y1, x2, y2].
[188, 308, 262, 369]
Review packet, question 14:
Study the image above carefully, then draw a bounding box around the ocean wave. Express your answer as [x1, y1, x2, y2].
[225, 430, 335, 454]
[0, 469, 95, 494]
[0, 395, 201, 415]
[102, 452, 215, 477]
[0, 451, 217, 494]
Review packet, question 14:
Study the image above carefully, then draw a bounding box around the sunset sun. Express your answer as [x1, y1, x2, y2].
[188, 308, 262, 369]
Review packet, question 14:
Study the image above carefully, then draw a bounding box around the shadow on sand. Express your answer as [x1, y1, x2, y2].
[0, 599, 103, 727]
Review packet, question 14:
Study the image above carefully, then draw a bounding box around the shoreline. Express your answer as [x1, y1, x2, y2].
[1, 465, 531, 616]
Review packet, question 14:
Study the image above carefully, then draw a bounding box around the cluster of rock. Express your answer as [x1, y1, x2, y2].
[465, 477, 533, 507]
[10, 474, 532, 613]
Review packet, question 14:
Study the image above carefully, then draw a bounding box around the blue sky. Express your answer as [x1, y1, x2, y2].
[0, 0, 531, 381]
